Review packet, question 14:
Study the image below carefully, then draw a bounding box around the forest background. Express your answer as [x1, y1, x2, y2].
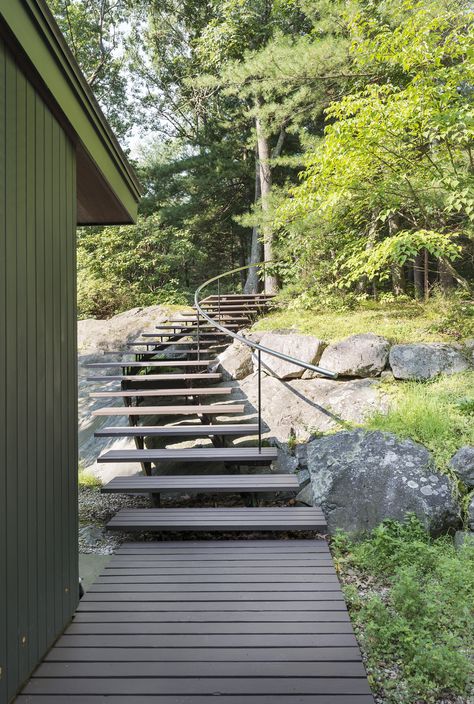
[50, 0, 474, 327]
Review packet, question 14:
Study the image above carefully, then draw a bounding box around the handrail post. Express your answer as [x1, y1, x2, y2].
[218, 278, 221, 324]
[257, 348, 262, 453]
[196, 307, 201, 361]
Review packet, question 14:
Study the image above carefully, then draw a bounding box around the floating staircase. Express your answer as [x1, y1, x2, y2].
[19, 288, 373, 702]
[85, 292, 326, 533]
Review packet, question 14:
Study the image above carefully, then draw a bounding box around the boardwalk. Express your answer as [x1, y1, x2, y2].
[17, 541, 373, 703]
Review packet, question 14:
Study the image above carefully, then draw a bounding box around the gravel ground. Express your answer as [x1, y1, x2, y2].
[78, 485, 322, 553]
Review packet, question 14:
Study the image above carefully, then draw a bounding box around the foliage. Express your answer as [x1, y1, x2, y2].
[77, 214, 194, 318]
[50, 0, 474, 315]
[340, 230, 462, 288]
[276, 0, 474, 298]
[78, 469, 102, 488]
[332, 517, 474, 703]
[48, 0, 133, 138]
[366, 372, 474, 475]
[253, 291, 474, 342]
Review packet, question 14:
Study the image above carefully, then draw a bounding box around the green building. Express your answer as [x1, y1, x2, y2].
[0, 2, 140, 701]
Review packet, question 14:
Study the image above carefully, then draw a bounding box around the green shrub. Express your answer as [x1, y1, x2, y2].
[333, 517, 474, 703]
[366, 373, 474, 476]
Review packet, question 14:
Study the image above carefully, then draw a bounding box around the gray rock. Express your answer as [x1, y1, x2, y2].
[217, 338, 253, 380]
[454, 530, 474, 549]
[450, 446, 474, 488]
[296, 483, 314, 506]
[296, 468, 310, 486]
[240, 374, 387, 443]
[255, 331, 326, 380]
[78, 304, 188, 481]
[271, 441, 299, 475]
[468, 495, 474, 531]
[78, 304, 176, 355]
[318, 333, 390, 378]
[389, 343, 470, 380]
[306, 429, 460, 535]
[78, 524, 105, 546]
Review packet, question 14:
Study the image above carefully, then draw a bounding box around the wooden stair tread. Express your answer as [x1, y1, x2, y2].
[169, 315, 250, 322]
[131, 334, 230, 343]
[90, 388, 233, 399]
[85, 360, 213, 368]
[123, 340, 218, 346]
[98, 447, 277, 463]
[102, 474, 299, 494]
[86, 373, 222, 382]
[155, 323, 239, 337]
[107, 507, 326, 532]
[92, 404, 245, 417]
[95, 424, 260, 438]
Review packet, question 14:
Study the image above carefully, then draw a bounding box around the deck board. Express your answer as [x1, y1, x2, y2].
[17, 541, 373, 703]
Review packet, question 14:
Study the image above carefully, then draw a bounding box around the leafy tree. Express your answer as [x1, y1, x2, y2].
[77, 214, 196, 318]
[276, 0, 474, 299]
[196, 0, 352, 292]
[49, 0, 134, 138]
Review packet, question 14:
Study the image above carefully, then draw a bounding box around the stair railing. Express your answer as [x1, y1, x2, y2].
[195, 261, 337, 452]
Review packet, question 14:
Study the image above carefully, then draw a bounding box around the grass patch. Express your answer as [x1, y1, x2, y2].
[333, 517, 474, 703]
[78, 469, 102, 488]
[253, 294, 474, 343]
[365, 372, 474, 476]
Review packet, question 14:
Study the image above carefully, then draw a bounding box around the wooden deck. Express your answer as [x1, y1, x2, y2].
[16, 541, 374, 703]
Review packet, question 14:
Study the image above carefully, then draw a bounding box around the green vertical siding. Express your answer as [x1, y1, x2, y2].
[0, 36, 78, 704]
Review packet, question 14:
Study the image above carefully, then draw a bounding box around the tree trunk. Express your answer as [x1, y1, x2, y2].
[439, 257, 471, 293]
[255, 113, 278, 294]
[244, 151, 262, 293]
[438, 258, 454, 292]
[413, 252, 423, 299]
[424, 248, 429, 301]
[388, 213, 405, 295]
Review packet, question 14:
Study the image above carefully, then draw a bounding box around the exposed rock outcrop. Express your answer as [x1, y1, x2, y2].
[304, 429, 460, 535]
[389, 343, 470, 380]
[239, 374, 386, 443]
[255, 331, 326, 380]
[78, 305, 179, 482]
[317, 333, 390, 378]
[450, 446, 474, 489]
[217, 339, 253, 380]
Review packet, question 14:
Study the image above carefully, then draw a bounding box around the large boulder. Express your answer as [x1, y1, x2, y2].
[217, 339, 253, 380]
[239, 374, 386, 443]
[450, 446, 474, 489]
[78, 305, 187, 482]
[305, 429, 460, 535]
[318, 333, 390, 378]
[78, 305, 180, 355]
[468, 496, 474, 531]
[254, 331, 326, 380]
[389, 343, 470, 380]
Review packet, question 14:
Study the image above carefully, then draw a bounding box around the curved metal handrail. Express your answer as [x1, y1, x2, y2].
[194, 261, 337, 380]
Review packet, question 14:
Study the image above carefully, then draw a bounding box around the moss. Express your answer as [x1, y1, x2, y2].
[253, 294, 474, 343]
